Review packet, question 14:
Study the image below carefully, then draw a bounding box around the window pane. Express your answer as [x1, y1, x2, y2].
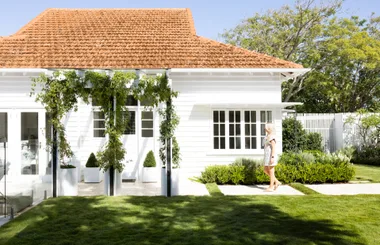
[220, 124, 225, 136]
[125, 95, 138, 106]
[261, 124, 265, 135]
[94, 121, 105, 129]
[213, 124, 219, 136]
[235, 111, 240, 122]
[124, 111, 136, 134]
[251, 111, 256, 122]
[267, 111, 272, 123]
[236, 138, 241, 149]
[244, 111, 250, 122]
[252, 137, 257, 149]
[142, 129, 153, 137]
[94, 130, 105, 137]
[220, 111, 225, 122]
[214, 137, 219, 149]
[236, 124, 241, 136]
[213, 111, 219, 123]
[0, 113, 7, 143]
[245, 137, 250, 149]
[142, 111, 153, 120]
[245, 124, 250, 135]
[142, 121, 153, 129]
[229, 137, 235, 149]
[229, 124, 234, 135]
[220, 137, 225, 149]
[251, 124, 257, 136]
[94, 111, 105, 119]
[260, 111, 266, 123]
[21, 113, 38, 141]
[229, 111, 234, 123]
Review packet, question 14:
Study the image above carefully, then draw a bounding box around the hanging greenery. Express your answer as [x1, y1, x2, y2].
[31, 70, 88, 166]
[31, 70, 180, 172]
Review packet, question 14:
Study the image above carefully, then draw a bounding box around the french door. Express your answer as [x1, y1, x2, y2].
[0, 109, 47, 177]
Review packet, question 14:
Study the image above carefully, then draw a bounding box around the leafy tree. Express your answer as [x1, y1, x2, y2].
[221, 0, 380, 112]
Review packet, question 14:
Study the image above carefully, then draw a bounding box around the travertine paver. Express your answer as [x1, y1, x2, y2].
[305, 183, 380, 195]
[218, 185, 304, 196]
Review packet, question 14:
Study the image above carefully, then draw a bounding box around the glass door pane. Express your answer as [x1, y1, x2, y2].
[21, 113, 39, 175]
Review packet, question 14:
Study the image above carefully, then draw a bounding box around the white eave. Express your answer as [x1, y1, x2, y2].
[194, 101, 303, 108]
[170, 68, 311, 79]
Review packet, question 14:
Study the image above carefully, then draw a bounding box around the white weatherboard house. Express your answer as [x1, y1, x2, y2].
[0, 8, 308, 191]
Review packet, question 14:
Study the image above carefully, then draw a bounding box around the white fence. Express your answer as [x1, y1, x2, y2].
[283, 113, 377, 152]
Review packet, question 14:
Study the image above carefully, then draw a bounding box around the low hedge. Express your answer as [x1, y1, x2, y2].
[352, 146, 380, 166]
[200, 153, 355, 185]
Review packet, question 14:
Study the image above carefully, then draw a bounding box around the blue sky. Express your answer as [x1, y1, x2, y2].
[0, 0, 378, 40]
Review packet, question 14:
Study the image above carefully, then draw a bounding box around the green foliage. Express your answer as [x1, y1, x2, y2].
[345, 110, 380, 147]
[335, 147, 355, 161]
[201, 152, 355, 185]
[159, 92, 181, 168]
[283, 117, 324, 152]
[221, 0, 380, 112]
[143, 151, 157, 168]
[31, 70, 180, 173]
[352, 146, 380, 166]
[282, 117, 307, 152]
[31, 70, 88, 165]
[305, 132, 323, 151]
[86, 153, 99, 168]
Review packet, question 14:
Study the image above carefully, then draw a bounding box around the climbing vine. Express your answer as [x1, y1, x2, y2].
[31, 70, 180, 171]
[31, 70, 88, 166]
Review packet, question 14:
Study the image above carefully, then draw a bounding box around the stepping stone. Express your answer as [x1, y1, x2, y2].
[305, 183, 380, 195]
[218, 185, 304, 196]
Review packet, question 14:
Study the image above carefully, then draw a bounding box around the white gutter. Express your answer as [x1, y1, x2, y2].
[0, 68, 48, 73]
[171, 68, 310, 74]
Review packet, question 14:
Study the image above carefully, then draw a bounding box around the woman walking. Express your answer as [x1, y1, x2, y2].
[263, 123, 281, 192]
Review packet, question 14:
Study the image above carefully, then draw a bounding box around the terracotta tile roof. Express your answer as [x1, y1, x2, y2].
[0, 8, 303, 69]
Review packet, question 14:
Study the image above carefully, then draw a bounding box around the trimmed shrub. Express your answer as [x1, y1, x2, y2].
[85, 153, 99, 168]
[282, 117, 307, 152]
[352, 146, 380, 166]
[200, 153, 355, 185]
[305, 132, 323, 151]
[143, 150, 156, 167]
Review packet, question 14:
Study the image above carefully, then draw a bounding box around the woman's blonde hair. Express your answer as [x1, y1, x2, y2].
[265, 123, 276, 135]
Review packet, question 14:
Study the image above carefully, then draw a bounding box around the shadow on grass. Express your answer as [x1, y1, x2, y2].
[0, 196, 366, 245]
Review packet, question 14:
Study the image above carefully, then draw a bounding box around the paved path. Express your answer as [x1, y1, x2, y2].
[218, 185, 304, 196]
[306, 183, 380, 195]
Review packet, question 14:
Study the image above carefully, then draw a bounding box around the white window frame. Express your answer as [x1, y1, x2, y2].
[210, 109, 273, 153]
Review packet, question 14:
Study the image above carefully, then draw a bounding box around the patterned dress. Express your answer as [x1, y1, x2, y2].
[263, 134, 277, 166]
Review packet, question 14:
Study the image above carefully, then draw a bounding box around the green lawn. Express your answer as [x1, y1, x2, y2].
[352, 164, 380, 182]
[0, 195, 379, 245]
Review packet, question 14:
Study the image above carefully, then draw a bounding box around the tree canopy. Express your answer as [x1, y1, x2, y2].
[221, 0, 380, 112]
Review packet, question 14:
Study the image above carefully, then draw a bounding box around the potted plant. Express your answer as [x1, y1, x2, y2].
[59, 163, 78, 196]
[84, 153, 103, 183]
[142, 150, 158, 182]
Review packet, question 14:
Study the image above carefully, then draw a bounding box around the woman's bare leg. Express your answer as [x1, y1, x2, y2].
[269, 166, 275, 189]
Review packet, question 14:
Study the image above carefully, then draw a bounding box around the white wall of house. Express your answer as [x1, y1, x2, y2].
[0, 70, 297, 181]
[171, 72, 286, 177]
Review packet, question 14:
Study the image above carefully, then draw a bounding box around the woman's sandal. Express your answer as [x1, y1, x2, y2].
[264, 188, 274, 192]
[274, 181, 282, 190]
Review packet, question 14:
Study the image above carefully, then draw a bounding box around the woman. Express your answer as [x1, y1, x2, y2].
[263, 123, 281, 192]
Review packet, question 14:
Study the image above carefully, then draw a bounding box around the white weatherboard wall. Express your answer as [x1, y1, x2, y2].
[171, 73, 284, 177]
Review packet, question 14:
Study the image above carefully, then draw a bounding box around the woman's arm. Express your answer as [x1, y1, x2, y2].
[270, 139, 276, 164]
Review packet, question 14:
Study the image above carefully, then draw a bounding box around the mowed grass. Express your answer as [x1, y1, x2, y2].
[352, 164, 380, 182]
[0, 195, 379, 245]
